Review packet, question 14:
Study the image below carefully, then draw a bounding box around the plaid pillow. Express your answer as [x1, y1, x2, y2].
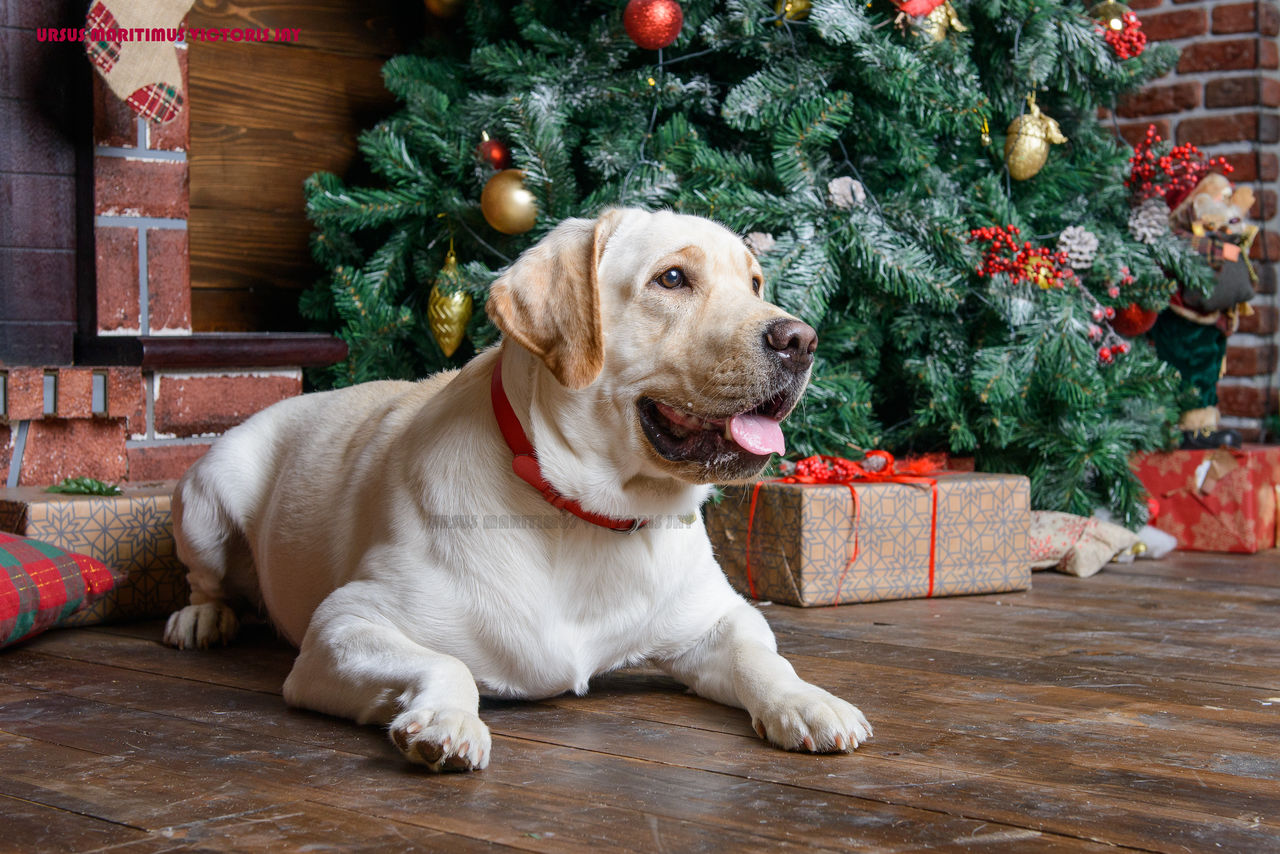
[0, 531, 119, 648]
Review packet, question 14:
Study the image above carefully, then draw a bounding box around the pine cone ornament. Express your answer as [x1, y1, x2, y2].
[1056, 226, 1099, 271]
[744, 232, 776, 254]
[1128, 196, 1170, 244]
[828, 176, 866, 210]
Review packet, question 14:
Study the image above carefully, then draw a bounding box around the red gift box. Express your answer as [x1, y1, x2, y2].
[1131, 446, 1280, 553]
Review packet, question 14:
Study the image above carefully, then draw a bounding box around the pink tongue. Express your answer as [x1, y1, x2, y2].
[728, 413, 785, 456]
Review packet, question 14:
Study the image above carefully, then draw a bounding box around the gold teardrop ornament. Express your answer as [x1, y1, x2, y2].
[428, 249, 472, 357]
[1004, 94, 1068, 181]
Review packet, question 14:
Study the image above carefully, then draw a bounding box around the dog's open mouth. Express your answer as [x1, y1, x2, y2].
[637, 386, 796, 465]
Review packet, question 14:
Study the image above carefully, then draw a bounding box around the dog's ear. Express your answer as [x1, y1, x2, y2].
[486, 209, 623, 389]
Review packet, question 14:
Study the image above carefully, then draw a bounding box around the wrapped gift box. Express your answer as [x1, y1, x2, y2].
[706, 473, 1031, 607]
[0, 482, 187, 624]
[1131, 446, 1280, 553]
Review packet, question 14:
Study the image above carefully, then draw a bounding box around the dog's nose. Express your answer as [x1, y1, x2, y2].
[764, 318, 817, 372]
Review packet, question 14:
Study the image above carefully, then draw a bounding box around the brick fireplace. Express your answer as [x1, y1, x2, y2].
[2, 0, 347, 487]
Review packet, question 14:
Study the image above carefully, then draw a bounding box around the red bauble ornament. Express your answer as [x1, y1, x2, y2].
[624, 0, 683, 50]
[477, 134, 511, 170]
[895, 0, 946, 16]
[1110, 302, 1159, 338]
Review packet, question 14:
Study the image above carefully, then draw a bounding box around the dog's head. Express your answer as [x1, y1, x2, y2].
[487, 208, 815, 484]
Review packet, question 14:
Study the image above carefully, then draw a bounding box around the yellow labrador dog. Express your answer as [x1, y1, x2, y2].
[165, 208, 871, 771]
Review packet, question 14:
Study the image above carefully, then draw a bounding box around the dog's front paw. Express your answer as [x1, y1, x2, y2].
[389, 708, 491, 772]
[163, 602, 238, 650]
[751, 685, 872, 754]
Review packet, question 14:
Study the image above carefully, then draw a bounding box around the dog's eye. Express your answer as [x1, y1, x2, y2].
[751, 277, 762, 296]
[657, 268, 686, 289]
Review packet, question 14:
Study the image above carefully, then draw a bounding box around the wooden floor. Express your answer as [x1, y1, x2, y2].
[2, 551, 1277, 853]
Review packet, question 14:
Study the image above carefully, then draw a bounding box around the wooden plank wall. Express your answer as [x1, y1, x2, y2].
[185, 0, 418, 331]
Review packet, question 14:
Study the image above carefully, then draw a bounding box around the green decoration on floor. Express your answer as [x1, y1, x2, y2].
[45, 477, 124, 497]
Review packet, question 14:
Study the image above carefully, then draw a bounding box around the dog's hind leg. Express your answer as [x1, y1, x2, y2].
[282, 582, 491, 772]
[163, 466, 252, 650]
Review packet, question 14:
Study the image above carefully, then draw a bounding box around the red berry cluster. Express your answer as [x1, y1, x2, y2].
[968, 225, 1072, 288]
[1126, 125, 1233, 208]
[794, 455, 860, 482]
[1106, 266, 1135, 298]
[1100, 12, 1146, 60]
[1069, 273, 1136, 365]
[1097, 341, 1130, 364]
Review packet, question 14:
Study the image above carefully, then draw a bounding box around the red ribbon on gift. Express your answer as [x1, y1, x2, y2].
[744, 452, 947, 605]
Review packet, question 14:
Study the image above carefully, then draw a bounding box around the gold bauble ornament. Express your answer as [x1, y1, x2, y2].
[775, 0, 811, 23]
[1004, 94, 1068, 181]
[919, 1, 966, 41]
[428, 249, 472, 357]
[424, 0, 464, 18]
[1023, 256, 1056, 290]
[1088, 0, 1131, 31]
[481, 169, 537, 235]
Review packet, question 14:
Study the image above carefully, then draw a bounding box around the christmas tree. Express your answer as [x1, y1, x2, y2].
[302, 0, 1215, 526]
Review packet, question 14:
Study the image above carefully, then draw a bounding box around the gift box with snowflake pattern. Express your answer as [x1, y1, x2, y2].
[0, 483, 187, 624]
[706, 473, 1031, 607]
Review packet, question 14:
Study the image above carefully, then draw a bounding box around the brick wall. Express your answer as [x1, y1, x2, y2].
[1, 363, 301, 486]
[92, 43, 192, 337]
[1114, 0, 1280, 439]
[2, 30, 306, 487]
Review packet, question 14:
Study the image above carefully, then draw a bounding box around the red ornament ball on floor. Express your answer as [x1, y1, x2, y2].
[624, 0, 684, 50]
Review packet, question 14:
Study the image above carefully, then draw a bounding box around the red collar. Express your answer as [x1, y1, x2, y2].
[490, 355, 647, 534]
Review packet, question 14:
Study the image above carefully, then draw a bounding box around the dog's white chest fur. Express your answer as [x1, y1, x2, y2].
[413, 524, 717, 700]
